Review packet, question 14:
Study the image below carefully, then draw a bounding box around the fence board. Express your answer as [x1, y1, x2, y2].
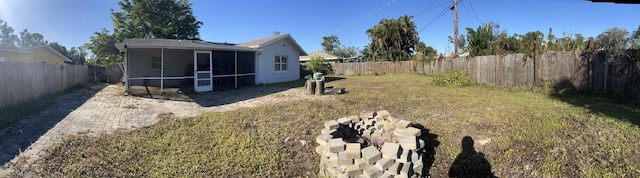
[0, 62, 89, 109]
[330, 51, 635, 92]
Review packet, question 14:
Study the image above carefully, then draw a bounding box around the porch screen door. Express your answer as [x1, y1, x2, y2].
[194, 51, 213, 92]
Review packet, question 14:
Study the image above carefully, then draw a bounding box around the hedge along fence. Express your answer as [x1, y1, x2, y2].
[0, 61, 89, 109]
[330, 51, 637, 92]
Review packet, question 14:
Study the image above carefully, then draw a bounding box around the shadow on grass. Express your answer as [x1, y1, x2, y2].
[550, 92, 640, 126]
[550, 79, 640, 126]
[447, 136, 496, 178]
[189, 77, 345, 107]
[0, 83, 104, 166]
[412, 124, 440, 177]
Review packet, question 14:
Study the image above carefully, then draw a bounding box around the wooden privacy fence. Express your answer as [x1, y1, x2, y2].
[0, 61, 89, 109]
[331, 51, 637, 92]
[88, 63, 124, 83]
[331, 61, 416, 75]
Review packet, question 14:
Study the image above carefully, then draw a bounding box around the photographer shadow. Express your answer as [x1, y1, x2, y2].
[448, 136, 496, 178]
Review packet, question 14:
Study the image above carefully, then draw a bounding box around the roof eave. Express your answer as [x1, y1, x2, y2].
[114, 43, 261, 52]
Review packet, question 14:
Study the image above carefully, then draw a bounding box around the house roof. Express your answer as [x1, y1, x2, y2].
[0, 47, 32, 54]
[114, 38, 259, 52]
[236, 34, 307, 55]
[299, 51, 341, 61]
[25, 45, 73, 62]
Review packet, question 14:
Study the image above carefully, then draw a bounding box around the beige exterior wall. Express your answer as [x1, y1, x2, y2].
[0, 48, 67, 64]
[31, 48, 66, 64]
[0, 51, 30, 62]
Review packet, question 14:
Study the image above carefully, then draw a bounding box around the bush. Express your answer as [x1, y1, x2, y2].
[432, 71, 477, 86]
[306, 55, 332, 74]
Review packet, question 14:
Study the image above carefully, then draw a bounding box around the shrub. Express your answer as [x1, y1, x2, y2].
[431, 71, 477, 86]
[306, 55, 332, 74]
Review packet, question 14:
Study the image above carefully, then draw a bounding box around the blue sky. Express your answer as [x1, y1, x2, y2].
[0, 0, 638, 55]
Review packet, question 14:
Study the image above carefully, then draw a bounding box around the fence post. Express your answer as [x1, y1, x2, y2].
[604, 52, 608, 91]
[495, 55, 501, 86]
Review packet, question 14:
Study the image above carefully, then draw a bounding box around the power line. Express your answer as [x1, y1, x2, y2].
[417, 3, 451, 33]
[324, 0, 399, 36]
[413, 1, 450, 17]
[460, 0, 476, 27]
[343, 1, 450, 46]
[342, 36, 368, 45]
[467, 0, 482, 24]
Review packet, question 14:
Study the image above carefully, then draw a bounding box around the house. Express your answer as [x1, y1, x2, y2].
[114, 33, 307, 93]
[0, 45, 72, 64]
[299, 51, 343, 63]
[0, 48, 31, 62]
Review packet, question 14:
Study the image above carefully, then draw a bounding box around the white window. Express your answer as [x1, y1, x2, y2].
[275, 55, 287, 72]
[151, 56, 161, 70]
[0, 56, 7, 62]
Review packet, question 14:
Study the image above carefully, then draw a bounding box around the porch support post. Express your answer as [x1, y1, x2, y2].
[235, 50, 238, 88]
[125, 49, 130, 94]
[161, 48, 164, 94]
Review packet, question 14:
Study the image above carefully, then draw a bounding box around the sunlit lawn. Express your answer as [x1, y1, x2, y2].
[17, 74, 640, 177]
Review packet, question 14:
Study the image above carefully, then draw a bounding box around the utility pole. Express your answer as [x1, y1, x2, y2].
[453, 0, 459, 57]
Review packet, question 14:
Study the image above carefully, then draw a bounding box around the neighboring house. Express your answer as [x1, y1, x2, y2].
[0, 48, 31, 62]
[26, 45, 73, 64]
[114, 33, 307, 93]
[0, 45, 71, 64]
[299, 51, 342, 63]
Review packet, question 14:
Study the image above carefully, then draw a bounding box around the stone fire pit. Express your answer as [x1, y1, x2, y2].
[315, 110, 427, 178]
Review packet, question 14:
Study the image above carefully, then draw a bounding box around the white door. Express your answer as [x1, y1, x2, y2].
[194, 51, 213, 92]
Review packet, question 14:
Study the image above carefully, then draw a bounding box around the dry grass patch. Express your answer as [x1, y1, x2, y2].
[14, 75, 640, 177]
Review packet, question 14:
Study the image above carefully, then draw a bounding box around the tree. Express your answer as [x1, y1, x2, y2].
[68, 46, 88, 65]
[448, 34, 466, 54]
[465, 22, 499, 56]
[517, 31, 544, 60]
[88, 0, 203, 64]
[19, 29, 47, 47]
[0, 19, 18, 47]
[495, 31, 519, 55]
[306, 55, 331, 74]
[630, 25, 640, 49]
[88, 28, 121, 65]
[321, 35, 340, 53]
[365, 15, 419, 61]
[413, 41, 437, 62]
[545, 28, 558, 51]
[49, 42, 69, 58]
[596, 27, 629, 51]
[333, 46, 359, 58]
[111, 0, 202, 40]
[361, 45, 376, 62]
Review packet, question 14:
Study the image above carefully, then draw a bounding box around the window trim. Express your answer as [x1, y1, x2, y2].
[151, 56, 162, 70]
[274, 55, 288, 72]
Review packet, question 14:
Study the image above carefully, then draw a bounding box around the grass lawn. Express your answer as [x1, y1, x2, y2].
[20, 74, 640, 177]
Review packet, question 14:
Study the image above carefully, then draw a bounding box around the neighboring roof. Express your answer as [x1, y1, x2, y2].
[114, 38, 259, 52]
[236, 34, 308, 55]
[0, 47, 32, 54]
[25, 45, 72, 62]
[299, 51, 341, 61]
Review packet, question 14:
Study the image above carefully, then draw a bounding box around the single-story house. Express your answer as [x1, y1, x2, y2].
[0, 45, 72, 64]
[114, 33, 307, 93]
[299, 51, 342, 63]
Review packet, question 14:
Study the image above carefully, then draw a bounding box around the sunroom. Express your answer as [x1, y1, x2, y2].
[115, 38, 259, 93]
